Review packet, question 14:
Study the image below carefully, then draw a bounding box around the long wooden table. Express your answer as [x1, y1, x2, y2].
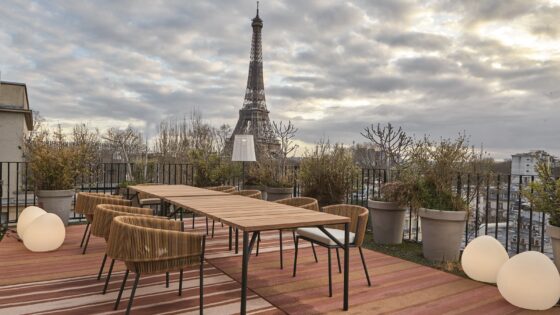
[127, 185, 352, 314]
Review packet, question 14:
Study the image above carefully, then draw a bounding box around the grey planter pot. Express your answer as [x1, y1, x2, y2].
[419, 208, 467, 261]
[547, 224, 560, 271]
[36, 189, 75, 226]
[244, 184, 266, 200]
[266, 186, 293, 201]
[368, 200, 406, 244]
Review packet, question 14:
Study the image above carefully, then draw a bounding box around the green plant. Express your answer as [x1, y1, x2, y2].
[189, 149, 240, 187]
[24, 125, 98, 190]
[250, 158, 293, 188]
[523, 161, 560, 226]
[299, 141, 358, 206]
[402, 134, 480, 212]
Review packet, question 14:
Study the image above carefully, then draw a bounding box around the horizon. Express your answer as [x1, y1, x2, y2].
[1, 1, 559, 159]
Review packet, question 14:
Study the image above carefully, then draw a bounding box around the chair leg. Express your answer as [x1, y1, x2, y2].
[200, 260, 204, 315]
[292, 230, 296, 245]
[166, 271, 170, 288]
[228, 226, 232, 251]
[178, 269, 184, 296]
[235, 228, 239, 254]
[279, 230, 283, 269]
[205, 217, 209, 236]
[256, 232, 260, 256]
[292, 236, 299, 277]
[311, 243, 318, 263]
[211, 220, 215, 238]
[80, 223, 90, 248]
[336, 248, 342, 273]
[82, 229, 92, 255]
[126, 272, 141, 315]
[192, 213, 195, 229]
[359, 247, 372, 286]
[97, 253, 108, 280]
[103, 259, 116, 294]
[328, 248, 332, 297]
[114, 269, 129, 310]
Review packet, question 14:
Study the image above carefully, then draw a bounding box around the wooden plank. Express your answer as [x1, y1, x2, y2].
[128, 184, 228, 198]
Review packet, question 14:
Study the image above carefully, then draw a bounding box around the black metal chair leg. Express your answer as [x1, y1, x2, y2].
[211, 220, 215, 238]
[82, 229, 92, 255]
[336, 248, 342, 273]
[114, 269, 129, 310]
[97, 253, 108, 280]
[178, 269, 184, 296]
[311, 243, 318, 263]
[80, 223, 90, 248]
[359, 247, 372, 286]
[126, 272, 141, 315]
[256, 233, 260, 256]
[192, 213, 195, 229]
[292, 236, 299, 277]
[166, 271, 170, 288]
[103, 259, 115, 294]
[292, 230, 296, 245]
[279, 230, 283, 269]
[328, 248, 332, 297]
[229, 226, 233, 251]
[235, 228, 239, 254]
[200, 260, 204, 315]
[205, 217, 209, 236]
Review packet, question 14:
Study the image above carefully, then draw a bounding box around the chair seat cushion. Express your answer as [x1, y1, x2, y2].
[140, 198, 161, 206]
[296, 227, 355, 246]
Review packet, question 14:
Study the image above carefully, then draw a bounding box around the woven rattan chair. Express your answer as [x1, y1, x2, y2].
[107, 216, 206, 315]
[229, 189, 262, 199]
[91, 204, 153, 293]
[74, 192, 131, 254]
[255, 197, 319, 269]
[136, 183, 164, 210]
[293, 204, 371, 297]
[203, 185, 236, 193]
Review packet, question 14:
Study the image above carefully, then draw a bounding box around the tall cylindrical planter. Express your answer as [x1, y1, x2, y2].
[419, 208, 467, 261]
[547, 224, 560, 271]
[244, 184, 266, 200]
[368, 200, 406, 244]
[266, 187, 293, 201]
[36, 190, 74, 226]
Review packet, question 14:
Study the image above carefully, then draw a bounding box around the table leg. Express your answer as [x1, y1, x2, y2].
[344, 222, 349, 310]
[235, 228, 239, 254]
[229, 226, 233, 251]
[241, 231, 249, 315]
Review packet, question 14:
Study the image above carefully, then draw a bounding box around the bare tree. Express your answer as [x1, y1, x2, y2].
[361, 123, 413, 181]
[272, 120, 299, 170]
[103, 126, 144, 181]
[351, 142, 384, 169]
[155, 117, 190, 163]
[215, 124, 232, 155]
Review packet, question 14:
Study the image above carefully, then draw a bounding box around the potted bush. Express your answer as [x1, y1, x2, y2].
[24, 125, 98, 226]
[523, 161, 560, 270]
[408, 134, 479, 261]
[299, 141, 357, 206]
[243, 175, 267, 200]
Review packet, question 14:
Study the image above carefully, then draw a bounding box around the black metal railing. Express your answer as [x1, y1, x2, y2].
[0, 161, 550, 257]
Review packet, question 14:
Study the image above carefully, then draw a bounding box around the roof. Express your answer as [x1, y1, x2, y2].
[0, 81, 33, 130]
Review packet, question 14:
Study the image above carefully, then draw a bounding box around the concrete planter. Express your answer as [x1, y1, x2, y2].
[419, 208, 467, 261]
[368, 200, 406, 244]
[244, 184, 266, 200]
[36, 189, 74, 226]
[547, 224, 560, 271]
[266, 186, 293, 201]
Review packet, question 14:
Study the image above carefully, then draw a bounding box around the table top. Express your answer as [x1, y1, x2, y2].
[166, 194, 350, 232]
[128, 184, 229, 198]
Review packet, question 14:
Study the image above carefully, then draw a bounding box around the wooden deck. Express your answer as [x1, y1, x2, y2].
[0, 219, 552, 314]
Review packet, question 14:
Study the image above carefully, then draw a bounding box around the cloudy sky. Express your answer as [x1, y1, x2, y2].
[1, 0, 559, 158]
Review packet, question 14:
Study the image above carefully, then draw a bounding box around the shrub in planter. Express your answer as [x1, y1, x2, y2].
[251, 158, 294, 201]
[24, 125, 98, 225]
[189, 149, 240, 187]
[523, 161, 560, 270]
[299, 141, 358, 206]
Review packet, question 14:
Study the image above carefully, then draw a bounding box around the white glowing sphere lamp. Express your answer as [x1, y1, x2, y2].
[461, 235, 509, 283]
[23, 213, 66, 252]
[17, 206, 46, 239]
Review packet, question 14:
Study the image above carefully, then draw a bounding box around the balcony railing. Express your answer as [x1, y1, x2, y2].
[0, 161, 550, 257]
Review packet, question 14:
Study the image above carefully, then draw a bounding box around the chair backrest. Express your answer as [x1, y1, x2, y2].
[91, 204, 153, 241]
[135, 183, 163, 200]
[106, 216, 204, 273]
[321, 204, 369, 247]
[75, 192, 131, 217]
[204, 185, 236, 193]
[230, 190, 262, 199]
[275, 197, 319, 211]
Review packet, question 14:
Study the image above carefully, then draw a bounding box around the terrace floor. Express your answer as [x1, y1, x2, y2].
[0, 218, 552, 314]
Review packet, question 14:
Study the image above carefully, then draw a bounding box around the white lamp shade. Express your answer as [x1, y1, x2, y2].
[497, 251, 560, 310]
[232, 135, 256, 162]
[23, 213, 66, 252]
[17, 206, 47, 239]
[461, 235, 509, 283]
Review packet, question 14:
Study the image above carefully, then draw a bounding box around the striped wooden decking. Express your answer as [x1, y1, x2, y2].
[0, 218, 551, 314]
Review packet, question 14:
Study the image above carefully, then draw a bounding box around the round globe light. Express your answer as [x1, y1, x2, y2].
[17, 206, 46, 239]
[461, 235, 509, 283]
[23, 213, 66, 252]
[497, 251, 560, 310]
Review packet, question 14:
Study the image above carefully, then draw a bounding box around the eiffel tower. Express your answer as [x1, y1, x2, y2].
[227, 3, 280, 158]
